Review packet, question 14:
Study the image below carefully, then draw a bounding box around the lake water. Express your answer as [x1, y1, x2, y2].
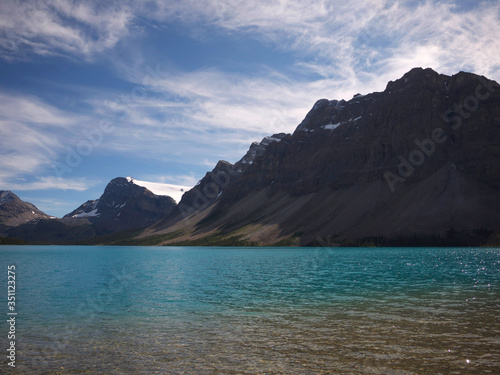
[1, 246, 499, 374]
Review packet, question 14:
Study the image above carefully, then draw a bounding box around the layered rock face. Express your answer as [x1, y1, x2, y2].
[222, 68, 500, 200]
[173, 68, 500, 245]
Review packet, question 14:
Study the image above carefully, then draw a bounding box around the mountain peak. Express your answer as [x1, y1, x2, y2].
[0, 190, 15, 205]
[235, 133, 288, 168]
[0, 191, 50, 230]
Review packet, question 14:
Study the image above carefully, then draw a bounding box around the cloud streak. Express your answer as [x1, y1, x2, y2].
[141, 0, 500, 82]
[0, 0, 132, 61]
[1, 177, 95, 192]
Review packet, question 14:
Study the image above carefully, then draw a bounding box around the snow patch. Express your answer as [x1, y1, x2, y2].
[323, 116, 362, 131]
[73, 209, 100, 218]
[323, 122, 341, 130]
[263, 136, 282, 143]
[131, 179, 192, 203]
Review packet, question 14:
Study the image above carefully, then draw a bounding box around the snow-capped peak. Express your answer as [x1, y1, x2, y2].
[128, 178, 192, 203]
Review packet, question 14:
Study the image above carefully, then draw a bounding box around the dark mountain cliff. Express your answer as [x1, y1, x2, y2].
[143, 68, 500, 246]
[220, 68, 500, 201]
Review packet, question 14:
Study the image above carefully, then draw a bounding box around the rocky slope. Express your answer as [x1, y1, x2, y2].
[7, 177, 177, 243]
[139, 68, 500, 246]
[0, 191, 51, 236]
[65, 177, 176, 234]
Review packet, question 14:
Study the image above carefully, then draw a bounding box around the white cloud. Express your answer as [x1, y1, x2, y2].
[0, 92, 77, 126]
[0, 92, 102, 189]
[2, 0, 500, 200]
[1, 177, 96, 191]
[0, 106, 65, 180]
[142, 0, 500, 82]
[94, 1, 499, 166]
[0, 0, 132, 61]
[2, 0, 499, 82]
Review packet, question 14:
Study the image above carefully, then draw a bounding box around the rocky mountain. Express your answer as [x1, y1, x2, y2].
[7, 177, 177, 243]
[138, 67, 500, 246]
[4, 67, 500, 246]
[158, 133, 289, 223]
[64, 177, 177, 234]
[234, 133, 288, 170]
[0, 191, 51, 236]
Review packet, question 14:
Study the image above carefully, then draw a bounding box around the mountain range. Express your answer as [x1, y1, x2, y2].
[2, 67, 500, 246]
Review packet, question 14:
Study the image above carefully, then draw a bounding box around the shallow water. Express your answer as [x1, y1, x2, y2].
[1, 246, 499, 374]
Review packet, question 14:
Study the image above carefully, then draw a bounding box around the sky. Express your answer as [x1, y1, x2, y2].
[1, 0, 499, 217]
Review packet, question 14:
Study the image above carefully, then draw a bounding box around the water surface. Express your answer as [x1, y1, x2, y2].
[1, 246, 499, 374]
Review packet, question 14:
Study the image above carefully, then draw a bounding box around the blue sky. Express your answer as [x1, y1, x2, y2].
[1, 0, 499, 217]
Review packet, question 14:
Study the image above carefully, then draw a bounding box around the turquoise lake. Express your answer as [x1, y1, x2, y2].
[1, 246, 499, 374]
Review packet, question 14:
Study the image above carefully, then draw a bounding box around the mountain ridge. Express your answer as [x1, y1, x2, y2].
[3, 67, 500, 246]
[6, 177, 177, 243]
[0, 190, 51, 236]
[137, 67, 500, 246]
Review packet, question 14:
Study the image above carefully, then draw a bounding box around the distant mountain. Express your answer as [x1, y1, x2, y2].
[0, 191, 51, 236]
[65, 177, 177, 234]
[139, 67, 500, 246]
[7, 177, 177, 243]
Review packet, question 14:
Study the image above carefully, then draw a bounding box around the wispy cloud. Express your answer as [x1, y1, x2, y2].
[0, 91, 100, 188]
[1, 177, 96, 191]
[0, 92, 77, 126]
[0, 93, 71, 179]
[2, 1, 499, 79]
[103, 0, 500, 160]
[1, 0, 499, 204]
[142, 0, 500, 82]
[0, 0, 132, 61]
